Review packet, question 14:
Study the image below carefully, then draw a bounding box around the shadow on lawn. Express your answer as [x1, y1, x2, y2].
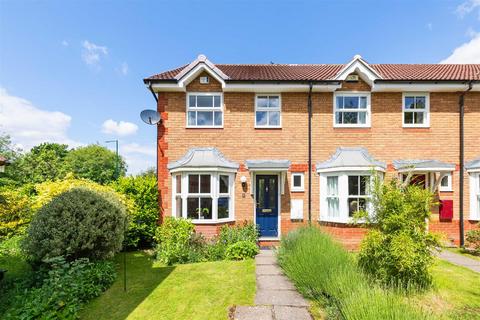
[81, 251, 175, 320]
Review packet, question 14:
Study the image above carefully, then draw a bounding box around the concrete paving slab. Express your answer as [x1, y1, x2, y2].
[439, 250, 480, 273]
[273, 306, 312, 320]
[257, 275, 296, 290]
[255, 255, 277, 265]
[233, 306, 273, 320]
[255, 289, 309, 307]
[257, 249, 275, 257]
[256, 264, 283, 275]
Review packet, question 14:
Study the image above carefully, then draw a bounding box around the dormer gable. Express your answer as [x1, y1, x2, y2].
[175, 54, 229, 89]
[334, 54, 382, 86]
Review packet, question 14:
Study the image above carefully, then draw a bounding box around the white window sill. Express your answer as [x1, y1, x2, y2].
[255, 125, 282, 129]
[318, 217, 365, 224]
[291, 189, 304, 193]
[402, 125, 430, 128]
[333, 125, 371, 128]
[190, 218, 235, 224]
[439, 188, 453, 192]
[186, 126, 224, 129]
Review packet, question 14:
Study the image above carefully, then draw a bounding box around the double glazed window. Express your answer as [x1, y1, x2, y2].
[470, 173, 480, 220]
[403, 93, 429, 127]
[334, 93, 370, 127]
[187, 93, 223, 128]
[320, 172, 372, 223]
[255, 95, 281, 128]
[172, 172, 234, 222]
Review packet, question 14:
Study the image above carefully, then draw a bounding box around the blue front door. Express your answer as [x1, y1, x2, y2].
[255, 175, 278, 237]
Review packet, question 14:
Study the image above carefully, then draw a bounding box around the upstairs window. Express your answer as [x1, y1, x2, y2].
[255, 95, 281, 128]
[334, 93, 371, 127]
[403, 93, 429, 127]
[187, 93, 223, 128]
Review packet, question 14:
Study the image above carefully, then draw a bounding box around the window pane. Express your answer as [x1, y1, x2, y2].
[414, 112, 424, 124]
[327, 176, 338, 196]
[189, 95, 196, 108]
[415, 96, 426, 109]
[187, 198, 199, 219]
[268, 178, 276, 208]
[293, 175, 302, 187]
[335, 112, 342, 124]
[218, 197, 229, 219]
[213, 95, 221, 108]
[257, 178, 265, 208]
[256, 111, 268, 126]
[197, 95, 213, 108]
[358, 112, 367, 124]
[441, 175, 449, 187]
[175, 196, 182, 218]
[336, 96, 343, 109]
[404, 112, 413, 124]
[200, 174, 210, 193]
[348, 198, 359, 217]
[269, 111, 280, 126]
[200, 198, 212, 219]
[343, 112, 358, 124]
[359, 198, 367, 211]
[269, 96, 279, 108]
[349, 176, 359, 196]
[188, 111, 196, 126]
[214, 111, 222, 126]
[360, 176, 369, 195]
[359, 96, 367, 109]
[327, 198, 339, 217]
[257, 96, 268, 108]
[344, 96, 359, 109]
[197, 111, 213, 126]
[189, 175, 199, 193]
[405, 97, 415, 109]
[219, 175, 229, 194]
[176, 175, 182, 194]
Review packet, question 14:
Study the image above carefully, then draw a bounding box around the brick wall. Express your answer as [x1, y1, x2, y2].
[157, 73, 480, 248]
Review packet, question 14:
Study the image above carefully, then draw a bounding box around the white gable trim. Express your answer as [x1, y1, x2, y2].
[175, 54, 228, 88]
[335, 55, 382, 86]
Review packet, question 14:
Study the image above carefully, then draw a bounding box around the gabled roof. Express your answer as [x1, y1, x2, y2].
[466, 157, 480, 172]
[316, 147, 386, 172]
[393, 159, 455, 172]
[145, 54, 480, 82]
[168, 147, 239, 172]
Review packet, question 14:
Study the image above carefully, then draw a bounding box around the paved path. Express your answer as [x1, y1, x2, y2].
[438, 250, 480, 273]
[233, 250, 312, 320]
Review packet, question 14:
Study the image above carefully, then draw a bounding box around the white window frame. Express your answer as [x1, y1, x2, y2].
[333, 92, 371, 128]
[319, 171, 373, 223]
[402, 92, 430, 128]
[439, 173, 453, 192]
[171, 171, 235, 223]
[255, 94, 282, 128]
[291, 172, 304, 192]
[469, 173, 480, 221]
[186, 92, 224, 128]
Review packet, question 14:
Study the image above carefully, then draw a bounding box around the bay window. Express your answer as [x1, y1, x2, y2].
[470, 173, 480, 220]
[403, 93, 429, 127]
[172, 172, 234, 222]
[334, 92, 371, 127]
[187, 92, 223, 128]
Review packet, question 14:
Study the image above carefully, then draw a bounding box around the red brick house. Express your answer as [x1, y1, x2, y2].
[144, 54, 480, 248]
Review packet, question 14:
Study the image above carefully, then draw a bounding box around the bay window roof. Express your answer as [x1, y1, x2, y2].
[316, 147, 386, 173]
[168, 147, 239, 172]
[466, 157, 480, 172]
[245, 159, 291, 171]
[393, 159, 455, 172]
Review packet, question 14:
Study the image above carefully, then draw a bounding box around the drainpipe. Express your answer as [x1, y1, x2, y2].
[308, 82, 313, 224]
[459, 80, 473, 247]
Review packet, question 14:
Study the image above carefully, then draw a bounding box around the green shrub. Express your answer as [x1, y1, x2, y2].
[23, 187, 127, 263]
[278, 227, 428, 320]
[0, 188, 33, 241]
[155, 217, 197, 265]
[225, 240, 258, 260]
[4, 257, 116, 319]
[466, 229, 480, 254]
[357, 178, 439, 289]
[112, 174, 158, 249]
[218, 221, 259, 246]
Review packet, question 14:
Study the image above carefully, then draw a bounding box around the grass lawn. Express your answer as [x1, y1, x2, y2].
[446, 247, 480, 262]
[80, 251, 256, 320]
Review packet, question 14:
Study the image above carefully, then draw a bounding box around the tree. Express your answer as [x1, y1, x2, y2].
[0, 134, 24, 186]
[63, 145, 127, 184]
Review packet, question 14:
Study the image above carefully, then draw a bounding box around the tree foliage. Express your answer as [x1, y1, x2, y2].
[0, 187, 34, 240]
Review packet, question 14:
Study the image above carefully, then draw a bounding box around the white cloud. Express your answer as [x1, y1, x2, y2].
[0, 87, 79, 150]
[440, 33, 480, 63]
[123, 143, 155, 156]
[118, 62, 128, 76]
[101, 119, 138, 136]
[121, 143, 155, 175]
[81, 40, 108, 66]
[456, 0, 480, 19]
[61, 40, 69, 47]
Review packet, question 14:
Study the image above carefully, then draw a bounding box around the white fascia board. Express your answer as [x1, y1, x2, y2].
[316, 166, 385, 173]
[224, 83, 341, 92]
[373, 82, 480, 92]
[149, 82, 185, 92]
[169, 167, 238, 174]
[396, 167, 455, 173]
[467, 168, 480, 173]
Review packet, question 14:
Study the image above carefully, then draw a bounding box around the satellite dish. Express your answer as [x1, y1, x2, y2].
[140, 109, 161, 125]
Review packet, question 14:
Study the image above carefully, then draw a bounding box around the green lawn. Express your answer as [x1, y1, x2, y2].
[80, 252, 256, 320]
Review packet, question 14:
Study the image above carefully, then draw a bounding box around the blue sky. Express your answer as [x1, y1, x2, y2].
[1, 0, 479, 174]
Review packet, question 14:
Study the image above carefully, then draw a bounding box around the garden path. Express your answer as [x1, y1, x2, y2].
[439, 250, 480, 273]
[233, 249, 312, 320]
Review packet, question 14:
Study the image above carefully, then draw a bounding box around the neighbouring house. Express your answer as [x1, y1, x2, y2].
[143, 54, 480, 248]
[0, 156, 9, 173]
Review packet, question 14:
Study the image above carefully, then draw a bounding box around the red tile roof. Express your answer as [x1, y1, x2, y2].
[146, 63, 480, 82]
